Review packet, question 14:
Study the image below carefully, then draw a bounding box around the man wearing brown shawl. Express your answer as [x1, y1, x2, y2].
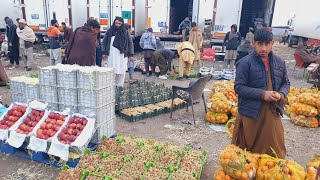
[65, 20, 100, 66]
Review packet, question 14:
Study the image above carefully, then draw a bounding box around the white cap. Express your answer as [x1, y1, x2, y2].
[18, 19, 26, 24]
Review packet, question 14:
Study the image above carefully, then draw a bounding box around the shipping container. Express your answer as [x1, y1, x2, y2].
[0, 0, 22, 33]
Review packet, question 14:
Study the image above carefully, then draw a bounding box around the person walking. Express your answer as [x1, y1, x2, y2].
[102, 17, 134, 87]
[140, 27, 156, 76]
[177, 41, 195, 80]
[232, 29, 290, 158]
[47, 19, 62, 65]
[245, 27, 254, 43]
[4, 17, 19, 69]
[66, 20, 100, 66]
[189, 22, 203, 68]
[223, 24, 241, 69]
[16, 19, 36, 71]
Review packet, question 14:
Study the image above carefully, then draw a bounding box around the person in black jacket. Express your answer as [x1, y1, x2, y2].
[223, 24, 241, 69]
[232, 29, 290, 159]
[4, 17, 19, 69]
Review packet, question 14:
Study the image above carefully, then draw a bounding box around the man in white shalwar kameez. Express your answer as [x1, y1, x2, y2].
[102, 17, 134, 87]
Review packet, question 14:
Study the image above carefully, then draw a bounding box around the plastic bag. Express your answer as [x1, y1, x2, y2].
[256, 154, 306, 180]
[226, 117, 236, 138]
[206, 112, 229, 124]
[305, 156, 320, 180]
[298, 93, 320, 108]
[290, 103, 318, 117]
[290, 112, 319, 128]
[210, 100, 232, 114]
[219, 145, 259, 180]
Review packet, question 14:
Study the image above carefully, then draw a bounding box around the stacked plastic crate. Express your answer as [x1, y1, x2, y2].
[10, 76, 27, 103]
[77, 66, 115, 144]
[56, 64, 79, 114]
[39, 66, 59, 111]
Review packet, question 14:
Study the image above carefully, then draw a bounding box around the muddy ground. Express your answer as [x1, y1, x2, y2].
[0, 43, 319, 180]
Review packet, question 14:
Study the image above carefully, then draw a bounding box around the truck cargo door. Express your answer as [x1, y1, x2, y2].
[24, 0, 47, 31]
[111, 0, 132, 24]
[147, 0, 170, 33]
[133, 0, 146, 37]
[90, 0, 110, 32]
[70, 0, 88, 29]
[47, 0, 70, 29]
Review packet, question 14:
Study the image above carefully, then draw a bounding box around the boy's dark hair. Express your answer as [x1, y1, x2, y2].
[16, 18, 20, 21]
[254, 29, 273, 42]
[61, 22, 66, 26]
[88, 19, 101, 29]
[191, 22, 197, 27]
[231, 24, 237, 32]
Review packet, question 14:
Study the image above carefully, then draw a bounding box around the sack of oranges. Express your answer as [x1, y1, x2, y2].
[214, 168, 236, 180]
[256, 154, 306, 180]
[206, 112, 229, 124]
[298, 93, 320, 108]
[290, 103, 318, 117]
[210, 100, 232, 113]
[231, 105, 238, 117]
[226, 117, 236, 138]
[285, 105, 292, 116]
[219, 145, 259, 180]
[305, 156, 320, 180]
[290, 112, 319, 128]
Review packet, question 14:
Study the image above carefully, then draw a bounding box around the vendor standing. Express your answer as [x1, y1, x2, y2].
[232, 29, 290, 158]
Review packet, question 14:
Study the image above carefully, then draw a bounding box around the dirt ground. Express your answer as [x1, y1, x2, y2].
[0, 43, 319, 180]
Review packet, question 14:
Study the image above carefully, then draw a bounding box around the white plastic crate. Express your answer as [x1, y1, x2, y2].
[78, 87, 115, 108]
[77, 67, 114, 90]
[40, 85, 58, 103]
[11, 93, 27, 103]
[57, 88, 78, 105]
[78, 102, 115, 125]
[10, 80, 26, 94]
[47, 103, 59, 111]
[90, 119, 115, 144]
[57, 70, 77, 89]
[25, 84, 40, 101]
[58, 104, 78, 114]
[39, 67, 57, 86]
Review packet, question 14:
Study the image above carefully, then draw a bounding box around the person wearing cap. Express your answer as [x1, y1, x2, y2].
[140, 27, 157, 76]
[65, 20, 100, 66]
[16, 19, 36, 71]
[47, 19, 62, 65]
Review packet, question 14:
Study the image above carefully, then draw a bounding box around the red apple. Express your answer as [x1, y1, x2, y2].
[73, 129, 79, 135]
[50, 119, 56, 125]
[43, 135, 49, 140]
[56, 120, 64, 126]
[11, 116, 19, 122]
[59, 115, 65, 120]
[27, 121, 33, 127]
[68, 135, 75, 142]
[43, 129, 48, 135]
[48, 112, 55, 119]
[69, 117, 75, 123]
[67, 129, 73, 135]
[40, 112, 44, 117]
[36, 116, 41, 121]
[32, 121, 37, 127]
[79, 125, 85, 131]
[4, 115, 10, 121]
[29, 127, 34, 132]
[58, 133, 64, 140]
[63, 134, 69, 141]
[34, 111, 40, 117]
[46, 123, 52, 129]
[54, 125, 60, 132]
[70, 123, 76, 129]
[40, 122, 47, 129]
[74, 118, 80, 124]
[8, 109, 13, 115]
[37, 131, 43, 138]
[76, 123, 82, 130]
[13, 105, 19, 111]
[82, 119, 88, 125]
[54, 114, 60, 120]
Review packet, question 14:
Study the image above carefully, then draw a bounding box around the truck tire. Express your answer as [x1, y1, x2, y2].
[36, 35, 44, 44]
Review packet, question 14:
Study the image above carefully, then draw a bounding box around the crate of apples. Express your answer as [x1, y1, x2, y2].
[0, 104, 27, 130]
[57, 117, 88, 145]
[15, 109, 45, 135]
[36, 112, 67, 140]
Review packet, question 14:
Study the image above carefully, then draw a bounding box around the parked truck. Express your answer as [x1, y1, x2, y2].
[210, 0, 276, 56]
[0, 0, 22, 33]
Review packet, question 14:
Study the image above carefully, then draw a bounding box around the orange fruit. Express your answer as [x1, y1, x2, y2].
[235, 170, 242, 179]
[266, 161, 275, 168]
[261, 165, 269, 172]
[241, 172, 249, 180]
[281, 166, 290, 174]
[244, 164, 251, 170]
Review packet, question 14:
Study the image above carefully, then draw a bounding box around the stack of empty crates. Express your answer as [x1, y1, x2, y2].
[11, 76, 40, 103]
[39, 66, 59, 111]
[77, 66, 115, 144]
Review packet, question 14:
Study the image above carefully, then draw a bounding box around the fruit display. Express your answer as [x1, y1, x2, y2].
[15, 109, 45, 134]
[119, 98, 186, 122]
[214, 168, 236, 180]
[0, 104, 27, 130]
[206, 80, 238, 125]
[257, 154, 306, 180]
[57, 135, 207, 179]
[36, 112, 67, 140]
[285, 87, 320, 128]
[219, 145, 259, 180]
[57, 116, 88, 144]
[305, 156, 320, 180]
